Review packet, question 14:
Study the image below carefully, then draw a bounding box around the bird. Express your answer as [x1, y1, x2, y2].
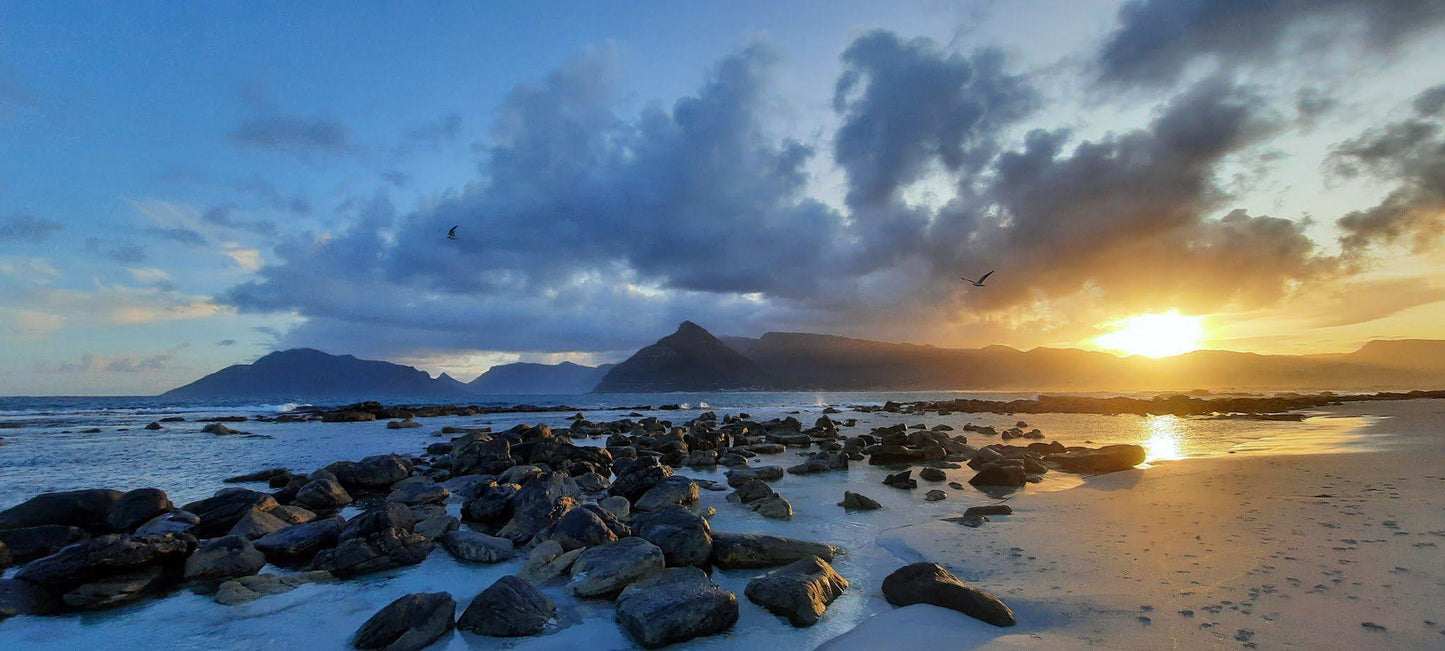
[447, 225, 459, 240]
[960, 269, 994, 287]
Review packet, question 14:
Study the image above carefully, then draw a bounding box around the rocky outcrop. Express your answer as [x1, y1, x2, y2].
[881, 562, 1015, 627]
[710, 533, 839, 569]
[744, 555, 848, 626]
[1045, 444, 1146, 473]
[0, 489, 122, 533]
[456, 575, 555, 637]
[497, 472, 580, 545]
[183, 490, 279, 538]
[615, 567, 739, 648]
[311, 527, 432, 578]
[13, 533, 196, 610]
[0, 525, 89, 563]
[351, 592, 455, 651]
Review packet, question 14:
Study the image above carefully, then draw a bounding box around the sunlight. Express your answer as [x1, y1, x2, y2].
[1094, 311, 1205, 357]
[1143, 414, 1187, 461]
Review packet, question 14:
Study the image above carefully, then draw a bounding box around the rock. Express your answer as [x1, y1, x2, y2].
[14, 533, 195, 598]
[0, 488, 122, 533]
[229, 508, 290, 540]
[882, 470, 917, 489]
[635, 476, 699, 511]
[133, 510, 200, 537]
[351, 592, 455, 651]
[183, 490, 278, 537]
[518, 540, 584, 583]
[450, 435, 513, 477]
[924, 489, 947, 501]
[575, 472, 611, 492]
[751, 495, 793, 519]
[252, 517, 344, 562]
[144, 421, 163, 430]
[598, 495, 631, 519]
[0, 525, 89, 563]
[615, 567, 739, 648]
[496, 472, 580, 544]
[203, 423, 240, 435]
[385, 477, 449, 505]
[632, 505, 712, 568]
[329, 454, 412, 491]
[498, 464, 545, 486]
[295, 479, 354, 511]
[724, 466, 783, 487]
[105, 488, 172, 533]
[838, 491, 882, 510]
[968, 462, 1027, 488]
[881, 562, 1015, 627]
[918, 467, 947, 482]
[710, 532, 839, 569]
[269, 504, 317, 525]
[546, 507, 618, 551]
[609, 457, 674, 503]
[312, 528, 433, 577]
[964, 504, 1013, 518]
[385, 418, 422, 430]
[744, 555, 848, 626]
[413, 514, 458, 540]
[461, 482, 519, 524]
[440, 529, 514, 563]
[184, 535, 265, 585]
[61, 565, 170, 610]
[568, 537, 666, 598]
[213, 571, 333, 606]
[0, 578, 57, 617]
[457, 575, 555, 637]
[1045, 444, 1147, 474]
[224, 467, 292, 484]
[340, 503, 416, 542]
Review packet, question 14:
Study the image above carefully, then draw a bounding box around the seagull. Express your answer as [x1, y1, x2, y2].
[960, 269, 994, 287]
[447, 225, 459, 240]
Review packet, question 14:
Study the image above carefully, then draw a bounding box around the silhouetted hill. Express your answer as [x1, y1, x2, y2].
[594, 321, 772, 392]
[467, 361, 615, 394]
[162, 348, 470, 400]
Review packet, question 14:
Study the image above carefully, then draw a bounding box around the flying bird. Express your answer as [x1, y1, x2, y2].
[960, 269, 994, 287]
[447, 225, 459, 240]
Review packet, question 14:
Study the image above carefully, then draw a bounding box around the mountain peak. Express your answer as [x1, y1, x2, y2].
[594, 320, 771, 392]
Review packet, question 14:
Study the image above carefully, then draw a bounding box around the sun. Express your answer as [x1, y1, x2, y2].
[1094, 311, 1205, 357]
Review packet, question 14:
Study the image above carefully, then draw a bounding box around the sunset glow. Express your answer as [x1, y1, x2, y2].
[1094, 312, 1204, 358]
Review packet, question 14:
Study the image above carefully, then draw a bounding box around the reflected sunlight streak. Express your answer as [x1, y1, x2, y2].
[1144, 415, 1187, 461]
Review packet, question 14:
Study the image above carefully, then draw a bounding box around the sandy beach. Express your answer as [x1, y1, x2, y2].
[826, 399, 1445, 649]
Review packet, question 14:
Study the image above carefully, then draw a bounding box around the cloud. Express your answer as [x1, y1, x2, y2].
[235, 177, 313, 215]
[144, 224, 208, 247]
[394, 113, 462, 156]
[222, 247, 263, 273]
[84, 238, 148, 264]
[217, 339, 236, 347]
[1095, 0, 1445, 90]
[0, 256, 61, 283]
[202, 204, 278, 237]
[1328, 85, 1445, 256]
[3, 308, 65, 336]
[125, 267, 177, 291]
[18, 284, 223, 326]
[230, 113, 351, 157]
[37, 343, 190, 374]
[0, 215, 63, 242]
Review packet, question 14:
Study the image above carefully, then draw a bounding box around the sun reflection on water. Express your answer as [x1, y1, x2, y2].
[1144, 415, 1187, 461]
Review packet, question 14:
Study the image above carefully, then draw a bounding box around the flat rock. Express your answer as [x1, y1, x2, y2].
[615, 567, 739, 648]
[710, 532, 839, 569]
[634, 476, 699, 511]
[1045, 444, 1146, 474]
[229, 508, 290, 540]
[214, 571, 333, 606]
[183, 490, 278, 538]
[568, 537, 665, 598]
[253, 517, 344, 563]
[440, 529, 514, 563]
[311, 528, 433, 578]
[0, 525, 89, 563]
[0, 489, 122, 533]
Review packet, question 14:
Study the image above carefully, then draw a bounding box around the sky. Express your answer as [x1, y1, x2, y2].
[2, 0, 1444, 395]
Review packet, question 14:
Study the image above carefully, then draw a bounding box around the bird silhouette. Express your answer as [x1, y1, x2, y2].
[447, 225, 459, 240]
[960, 269, 994, 287]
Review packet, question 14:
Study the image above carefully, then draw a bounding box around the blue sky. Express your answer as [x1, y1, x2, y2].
[3, 1, 1444, 394]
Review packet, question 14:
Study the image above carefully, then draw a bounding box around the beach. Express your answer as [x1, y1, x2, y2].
[0, 395, 1441, 649]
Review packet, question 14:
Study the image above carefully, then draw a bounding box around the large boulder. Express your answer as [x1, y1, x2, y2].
[568, 537, 666, 598]
[184, 535, 265, 586]
[631, 505, 712, 568]
[744, 555, 848, 626]
[351, 592, 455, 651]
[838, 491, 882, 511]
[0, 525, 89, 563]
[328, 454, 412, 492]
[710, 533, 839, 569]
[385, 478, 449, 506]
[517, 540, 583, 584]
[183, 490, 279, 538]
[634, 476, 698, 511]
[881, 562, 1015, 627]
[60, 565, 171, 610]
[0, 489, 122, 533]
[229, 508, 290, 540]
[339, 503, 414, 542]
[968, 462, 1027, 488]
[1045, 444, 1147, 474]
[252, 517, 344, 563]
[609, 457, 673, 503]
[213, 571, 332, 606]
[615, 567, 739, 648]
[439, 529, 513, 563]
[134, 511, 200, 537]
[456, 575, 555, 637]
[545, 507, 618, 551]
[14, 533, 195, 606]
[311, 528, 433, 577]
[0, 578, 57, 617]
[106, 488, 173, 533]
[460, 481, 519, 524]
[294, 479, 354, 511]
[496, 472, 579, 545]
[451, 435, 513, 476]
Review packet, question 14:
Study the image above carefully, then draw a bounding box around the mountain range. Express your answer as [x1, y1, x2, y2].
[162, 324, 1445, 399]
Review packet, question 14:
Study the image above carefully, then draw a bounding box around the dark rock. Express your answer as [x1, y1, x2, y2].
[744, 555, 848, 626]
[496, 472, 579, 544]
[144, 421, 162, 430]
[460, 482, 519, 524]
[311, 528, 433, 577]
[615, 567, 739, 648]
[340, 503, 415, 542]
[253, 517, 344, 562]
[1045, 444, 1147, 474]
[385, 477, 449, 505]
[609, 457, 674, 503]
[918, 467, 947, 482]
[882, 470, 917, 489]
[183, 490, 279, 538]
[838, 491, 882, 511]
[631, 505, 712, 568]
[724, 466, 783, 487]
[224, 467, 292, 484]
[0, 525, 89, 563]
[450, 435, 513, 477]
[925, 489, 947, 501]
[969, 462, 1027, 488]
[229, 508, 289, 540]
[726, 478, 775, 505]
[184, 535, 265, 585]
[294, 479, 353, 511]
[212, 571, 332, 605]
[329, 454, 412, 491]
[457, 575, 555, 637]
[568, 537, 665, 598]
[881, 562, 1015, 627]
[750, 495, 793, 519]
[61, 565, 170, 610]
[634, 476, 698, 511]
[351, 592, 456, 651]
[14, 532, 195, 597]
[0, 578, 57, 617]
[964, 504, 1013, 518]
[440, 529, 514, 563]
[134, 510, 200, 537]
[546, 507, 617, 551]
[710, 532, 839, 569]
[0, 489, 122, 533]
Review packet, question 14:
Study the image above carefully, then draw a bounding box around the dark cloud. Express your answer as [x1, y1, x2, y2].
[1096, 0, 1445, 90]
[230, 114, 351, 157]
[1413, 84, 1445, 117]
[832, 31, 1037, 208]
[84, 238, 148, 264]
[201, 204, 279, 237]
[235, 177, 313, 215]
[395, 113, 463, 156]
[0, 215, 63, 242]
[1328, 86, 1445, 256]
[144, 225, 208, 247]
[217, 339, 236, 347]
[1295, 87, 1337, 130]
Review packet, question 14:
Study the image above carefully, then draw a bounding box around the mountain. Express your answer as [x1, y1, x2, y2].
[162, 348, 470, 400]
[467, 361, 615, 394]
[622, 326, 1445, 392]
[594, 321, 772, 392]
